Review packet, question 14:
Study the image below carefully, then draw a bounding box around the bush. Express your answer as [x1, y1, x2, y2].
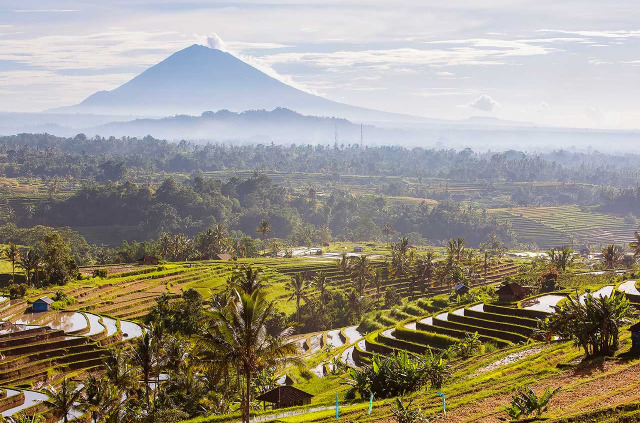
[504, 386, 561, 420]
[92, 269, 108, 278]
[392, 398, 429, 423]
[8, 283, 27, 298]
[345, 351, 426, 399]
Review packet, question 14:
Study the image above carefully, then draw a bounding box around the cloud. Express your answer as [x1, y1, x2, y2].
[466, 94, 499, 111]
[537, 29, 640, 39]
[13, 9, 79, 13]
[206, 33, 227, 51]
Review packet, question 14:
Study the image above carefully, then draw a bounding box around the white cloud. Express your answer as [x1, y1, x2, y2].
[538, 29, 640, 39]
[205, 33, 227, 51]
[13, 9, 79, 13]
[466, 94, 499, 111]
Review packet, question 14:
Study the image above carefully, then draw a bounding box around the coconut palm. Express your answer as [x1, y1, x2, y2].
[43, 378, 83, 423]
[314, 271, 329, 309]
[382, 223, 395, 243]
[391, 237, 410, 279]
[128, 327, 163, 408]
[372, 268, 384, 299]
[205, 288, 299, 423]
[229, 265, 266, 294]
[351, 255, 372, 295]
[78, 374, 118, 423]
[18, 249, 41, 287]
[287, 273, 311, 323]
[3, 242, 19, 283]
[256, 219, 271, 253]
[601, 244, 623, 269]
[629, 231, 640, 260]
[337, 251, 351, 277]
[448, 237, 465, 262]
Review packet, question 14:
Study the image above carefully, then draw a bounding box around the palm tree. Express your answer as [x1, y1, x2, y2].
[128, 327, 163, 408]
[372, 268, 384, 299]
[629, 231, 640, 260]
[229, 265, 266, 294]
[448, 237, 465, 262]
[314, 271, 329, 309]
[104, 348, 136, 393]
[390, 237, 410, 279]
[78, 375, 118, 423]
[382, 223, 395, 243]
[351, 255, 372, 295]
[3, 242, 19, 283]
[18, 249, 41, 287]
[206, 288, 299, 423]
[601, 244, 623, 269]
[44, 378, 83, 423]
[256, 219, 271, 253]
[287, 273, 311, 323]
[337, 251, 351, 277]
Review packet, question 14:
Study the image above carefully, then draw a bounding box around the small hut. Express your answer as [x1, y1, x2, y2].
[496, 283, 531, 303]
[33, 297, 54, 312]
[256, 386, 313, 409]
[631, 322, 640, 353]
[353, 246, 364, 253]
[455, 283, 470, 296]
[212, 253, 233, 261]
[137, 255, 159, 265]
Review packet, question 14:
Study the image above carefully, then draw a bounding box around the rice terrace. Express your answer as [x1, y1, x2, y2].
[2, 1, 640, 423]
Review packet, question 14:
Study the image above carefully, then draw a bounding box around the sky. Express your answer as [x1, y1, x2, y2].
[0, 1, 639, 129]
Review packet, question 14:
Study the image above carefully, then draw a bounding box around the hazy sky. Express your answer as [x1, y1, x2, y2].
[1, 1, 639, 129]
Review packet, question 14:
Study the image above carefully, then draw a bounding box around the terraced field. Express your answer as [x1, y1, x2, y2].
[492, 206, 637, 248]
[0, 295, 144, 420]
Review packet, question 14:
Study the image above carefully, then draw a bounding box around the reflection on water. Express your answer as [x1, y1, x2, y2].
[85, 313, 106, 336]
[343, 326, 363, 344]
[101, 316, 118, 337]
[325, 329, 344, 348]
[13, 311, 49, 325]
[523, 295, 566, 313]
[120, 320, 143, 339]
[42, 312, 88, 332]
[1, 390, 48, 417]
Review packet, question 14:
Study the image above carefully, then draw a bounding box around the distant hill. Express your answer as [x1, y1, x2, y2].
[53, 44, 417, 123]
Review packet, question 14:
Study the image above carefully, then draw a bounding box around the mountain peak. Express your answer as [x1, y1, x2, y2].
[52, 43, 412, 122]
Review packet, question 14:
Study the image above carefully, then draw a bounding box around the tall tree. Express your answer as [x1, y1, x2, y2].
[382, 223, 395, 243]
[337, 251, 352, 277]
[351, 255, 372, 295]
[128, 327, 163, 408]
[41, 233, 77, 285]
[256, 219, 271, 254]
[629, 231, 640, 260]
[601, 244, 624, 269]
[18, 249, 41, 287]
[314, 271, 329, 309]
[229, 265, 266, 294]
[78, 375, 118, 423]
[448, 237, 466, 262]
[206, 288, 299, 423]
[3, 242, 19, 283]
[287, 273, 311, 323]
[44, 378, 83, 423]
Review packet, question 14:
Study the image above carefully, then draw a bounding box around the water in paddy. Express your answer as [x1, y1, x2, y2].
[523, 294, 566, 313]
[101, 316, 118, 337]
[343, 326, 363, 344]
[85, 313, 106, 336]
[43, 312, 88, 332]
[325, 329, 344, 348]
[2, 390, 48, 417]
[13, 311, 49, 325]
[619, 280, 640, 295]
[579, 286, 614, 304]
[120, 320, 143, 339]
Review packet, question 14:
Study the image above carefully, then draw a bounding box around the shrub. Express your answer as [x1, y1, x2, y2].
[452, 332, 482, 358]
[8, 283, 27, 298]
[541, 291, 633, 357]
[422, 349, 450, 390]
[503, 386, 561, 420]
[92, 269, 108, 278]
[392, 398, 429, 423]
[345, 351, 426, 399]
[385, 289, 401, 308]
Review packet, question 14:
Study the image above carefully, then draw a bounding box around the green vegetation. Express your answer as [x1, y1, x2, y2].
[504, 386, 562, 420]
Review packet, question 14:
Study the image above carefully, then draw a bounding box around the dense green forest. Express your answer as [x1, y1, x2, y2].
[2, 133, 640, 187]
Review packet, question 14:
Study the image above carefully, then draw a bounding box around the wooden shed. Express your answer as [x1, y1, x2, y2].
[213, 253, 233, 261]
[455, 283, 470, 296]
[256, 386, 313, 409]
[33, 297, 54, 312]
[631, 322, 640, 352]
[496, 283, 531, 303]
[137, 255, 159, 265]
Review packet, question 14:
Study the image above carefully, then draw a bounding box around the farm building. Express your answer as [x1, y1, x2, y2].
[137, 256, 159, 265]
[353, 246, 363, 252]
[455, 283, 470, 296]
[32, 297, 54, 312]
[496, 283, 531, 302]
[631, 322, 640, 352]
[256, 386, 313, 409]
[213, 253, 233, 260]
